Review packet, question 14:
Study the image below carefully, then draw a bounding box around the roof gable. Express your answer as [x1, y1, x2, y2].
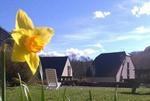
[94, 51, 126, 77]
[0, 27, 10, 45]
[40, 56, 68, 77]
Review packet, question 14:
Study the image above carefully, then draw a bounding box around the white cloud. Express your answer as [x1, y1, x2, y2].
[38, 51, 47, 56]
[131, 2, 150, 17]
[64, 28, 100, 41]
[131, 0, 145, 4]
[131, 6, 139, 16]
[103, 33, 150, 43]
[38, 51, 65, 57]
[39, 46, 105, 59]
[102, 34, 146, 43]
[93, 11, 111, 19]
[104, 12, 111, 16]
[47, 51, 65, 56]
[133, 26, 150, 34]
[87, 43, 103, 48]
[101, 26, 150, 43]
[64, 34, 91, 40]
[93, 43, 103, 48]
[114, 35, 142, 41]
[117, 4, 127, 11]
[66, 48, 102, 59]
[66, 48, 96, 57]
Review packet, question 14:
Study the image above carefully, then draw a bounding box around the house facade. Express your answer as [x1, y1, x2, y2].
[0, 27, 10, 45]
[116, 55, 135, 82]
[90, 52, 135, 83]
[40, 56, 73, 81]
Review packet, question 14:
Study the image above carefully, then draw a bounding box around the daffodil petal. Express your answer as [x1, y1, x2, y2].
[11, 29, 26, 45]
[24, 53, 39, 74]
[11, 29, 34, 45]
[16, 9, 34, 30]
[35, 27, 54, 45]
[11, 43, 26, 62]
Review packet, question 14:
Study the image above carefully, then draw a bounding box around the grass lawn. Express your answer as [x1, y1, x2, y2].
[6, 85, 150, 101]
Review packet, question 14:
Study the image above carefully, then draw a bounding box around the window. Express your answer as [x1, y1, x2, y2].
[127, 62, 130, 79]
[67, 66, 71, 76]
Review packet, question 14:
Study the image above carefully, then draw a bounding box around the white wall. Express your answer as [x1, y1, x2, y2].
[116, 65, 124, 82]
[62, 59, 73, 76]
[121, 56, 135, 80]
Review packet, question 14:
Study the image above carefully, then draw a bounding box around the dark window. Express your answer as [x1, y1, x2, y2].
[127, 62, 130, 79]
[67, 66, 71, 76]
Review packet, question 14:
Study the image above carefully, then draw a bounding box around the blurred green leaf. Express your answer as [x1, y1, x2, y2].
[114, 86, 118, 101]
[89, 90, 93, 101]
[39, 62, 45, 101]
[18, 73, 25, 101]
[63, 88, 67, 101]
[22, 84, 32, 101]
[1, 44, 7, 101]
[18, 73, 33, 101]
[0, 96, 2, 101]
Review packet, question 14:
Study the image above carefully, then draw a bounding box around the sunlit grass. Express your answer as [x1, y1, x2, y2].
[6, 86, 150, 101]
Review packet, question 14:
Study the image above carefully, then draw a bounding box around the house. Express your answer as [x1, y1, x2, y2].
[0, 27, 10, 45]
[40, 56, 73, 82]
[91, 51, 135, 83]
[131, 47, 150, 83]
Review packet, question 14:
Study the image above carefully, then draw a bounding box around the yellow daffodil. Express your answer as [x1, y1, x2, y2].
[11, 9, 54, 74]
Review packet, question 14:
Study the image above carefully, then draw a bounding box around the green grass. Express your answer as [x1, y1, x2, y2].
[6, 86, 150, 101]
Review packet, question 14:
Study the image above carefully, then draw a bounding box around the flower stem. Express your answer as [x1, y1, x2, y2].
[39, 62, 45, 101]
[1, 44, 7, 101]
[18, 73, 25, 101]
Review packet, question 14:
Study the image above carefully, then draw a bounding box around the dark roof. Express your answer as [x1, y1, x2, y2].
[0, 27, 11, 45]
[93, 51, 126, 77]
[40, 56, 68, 78]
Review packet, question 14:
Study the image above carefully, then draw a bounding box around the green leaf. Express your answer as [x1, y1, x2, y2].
[41, 85, 45, 101]
[18, 73, 33, 101]
[18, 73, 25, 101]
[65, 95, 70, 101]
[0, 96, 2, 101]
[89, 90, 93, 101]
[114, 86, 118, 101]
[63, 88, 67, 101]
[39, 62, 45, 101]
[22, 84, 32, 101]
[1, 44, 7, 101]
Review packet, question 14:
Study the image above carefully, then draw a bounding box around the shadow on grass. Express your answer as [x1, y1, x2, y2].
[120, 92, 150, 95]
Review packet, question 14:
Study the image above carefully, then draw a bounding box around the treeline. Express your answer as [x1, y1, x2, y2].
[70, 59, 94, 79]
[131, 46, 150, 83]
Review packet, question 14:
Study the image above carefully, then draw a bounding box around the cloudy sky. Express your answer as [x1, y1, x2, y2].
[0, 0, 150, 58]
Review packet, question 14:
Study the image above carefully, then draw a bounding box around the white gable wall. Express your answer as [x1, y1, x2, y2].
[62, 59, 73, 76]
[116, 64, 124, 82]
[116, 56, 135, 82]
[121, 56, 135, 79]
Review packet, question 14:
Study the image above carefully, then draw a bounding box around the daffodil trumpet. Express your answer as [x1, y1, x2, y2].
[11, 9, 54, 74]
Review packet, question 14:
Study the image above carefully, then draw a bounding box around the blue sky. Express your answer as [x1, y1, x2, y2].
[1, 0, 150, 58]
